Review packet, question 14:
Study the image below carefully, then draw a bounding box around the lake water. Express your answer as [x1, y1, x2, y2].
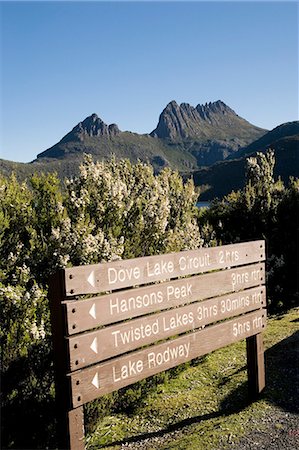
[196, 201, 210, 209]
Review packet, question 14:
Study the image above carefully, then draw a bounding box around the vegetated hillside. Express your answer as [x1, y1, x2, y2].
[193, 133, 299, 200]
[228, 121, 299, 160]
[0, 156, 82, 182]
[35, 114, 197, 172]
[150, 100, 266, 165]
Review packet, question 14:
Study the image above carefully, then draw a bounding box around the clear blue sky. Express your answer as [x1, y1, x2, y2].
[1, 0, 298, 163]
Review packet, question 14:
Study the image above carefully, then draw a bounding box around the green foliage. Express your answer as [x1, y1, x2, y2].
[86, 308, 299, 450]
[1, 151, 298, 448]
[1, 156, 202, 448]
[62, 156, 201, 264]
[200, 150, 299, 311]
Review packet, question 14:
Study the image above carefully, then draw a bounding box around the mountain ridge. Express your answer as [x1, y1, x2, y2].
[35, 100, 267, 168]
[150, 99, 265, 143]
[227, 121, 299, 160]
[3, 101, 297, 200]
[192, 123, 299, 200]
[1, 119, 297, 201]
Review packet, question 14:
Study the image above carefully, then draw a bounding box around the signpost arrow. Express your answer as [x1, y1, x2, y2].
[90, 337, 98, 354]
[92, 372, 99, 389]
[87, 271, 95, 287]
[89, 303, 96, 320]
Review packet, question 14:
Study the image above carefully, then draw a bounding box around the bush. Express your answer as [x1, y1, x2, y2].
[1, 156, 203, 447]
[200, 150, 299, 311]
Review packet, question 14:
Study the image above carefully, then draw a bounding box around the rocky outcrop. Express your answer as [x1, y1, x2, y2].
[36, 102, 267, 166]
[36, 114, 121, 159]
[150, 100, 265, 143]
[63, 113, 120, 142]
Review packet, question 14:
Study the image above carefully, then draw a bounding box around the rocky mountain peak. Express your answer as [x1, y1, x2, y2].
[150, 100, 261, 142]
[73, 114, 120, 139]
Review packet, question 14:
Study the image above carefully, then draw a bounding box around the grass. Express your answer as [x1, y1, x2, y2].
[85, 307, 299, 450]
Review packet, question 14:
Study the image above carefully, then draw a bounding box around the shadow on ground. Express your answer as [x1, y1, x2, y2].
[101, 330, 299, 448]
[1, 330, 298, 449]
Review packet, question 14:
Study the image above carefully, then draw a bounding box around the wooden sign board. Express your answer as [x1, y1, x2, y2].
[49, 240, 267, 450]
[65, 262, 265, 334]
[64, 240, 265, 296]
[70, 309, 266, 407]
[67, 285, 266, 371]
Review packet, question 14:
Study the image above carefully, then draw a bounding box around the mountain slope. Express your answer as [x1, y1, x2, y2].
[36, 102, 267, 169]
[150, 100, 266, 165]
[228, 121, 299, 160]
[35, 113, 198, 172]
[4, 102, 290, 190]
[193, 132, 299, 200]
[151, 100, 265, 143]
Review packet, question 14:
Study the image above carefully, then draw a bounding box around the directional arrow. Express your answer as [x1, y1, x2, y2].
[92, 372, 99, 389]
[87, 270, 95, 287]
[90, 337, 98, 354]
[89, 303, 96, 320]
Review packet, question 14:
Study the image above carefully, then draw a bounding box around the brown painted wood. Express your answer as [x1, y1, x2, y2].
[65, 241, 265, 296]
[68, 286, 266, 370]
[68, 407, 85, 450]
[49, 272, 85, 450]
[246, 333, 265, 399]
[65, 263, 265, 334]
[49, 240, 267, 448]
[69, 309, 266, 407]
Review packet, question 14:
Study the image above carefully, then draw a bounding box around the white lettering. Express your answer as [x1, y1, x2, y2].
[166, 282, 192, 301]
[147, 260, 174, 277]
[111, 320, 160, 347]
[197, 303, 218, 321]
[232, 320, 251, 337]
[108, 266, 140, 285]
[163, 311, 194, 331]
[220, 295, 250, 314]
[113, 359, 144, 382]
[231, 272, 249, 289]
[218, 250, 239, 265]
[179, 254, 211, 272]
[147, 342, 190, 368]
[109, 290, 164, 316]
[253, 316, 263, 329]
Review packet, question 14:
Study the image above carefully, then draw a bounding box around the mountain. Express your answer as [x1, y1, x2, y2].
[150, 100, 266, 165]
[192, 123, 299, 200]
[227, 121, 299, 160]
[6, 101, 296, 194]
[35, 101, 266, 169]
[151, 100, 265, 142]
[36, 114, 120, 159]
[35, 113, 198, 172]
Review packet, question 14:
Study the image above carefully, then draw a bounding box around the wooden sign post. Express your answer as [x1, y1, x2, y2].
[49, 240, 267, 449]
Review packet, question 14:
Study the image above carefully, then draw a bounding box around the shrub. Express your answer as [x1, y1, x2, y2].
[1, 156, 203, 447]
[200, 150, 299, 311]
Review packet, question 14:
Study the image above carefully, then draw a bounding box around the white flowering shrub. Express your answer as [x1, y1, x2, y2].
[60, 156, 202, 264]
[202, 151, 299, 311]
[1, 159, 202, 369]
[0, 265, 48, 372]
[1, 157, 204, 446]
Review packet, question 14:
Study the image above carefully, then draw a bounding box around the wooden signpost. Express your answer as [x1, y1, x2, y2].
[49, 240, 267, 450]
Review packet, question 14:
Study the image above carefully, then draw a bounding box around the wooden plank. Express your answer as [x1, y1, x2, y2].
[64, 241, 265, 296]
[69, 309, 266, 407]
[65, 262, 266, 334]
[49, 271, 85, 450]
[68, 408, 85, 450]
[68, 286, 266, 370]
[246, 333, 265, 398]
